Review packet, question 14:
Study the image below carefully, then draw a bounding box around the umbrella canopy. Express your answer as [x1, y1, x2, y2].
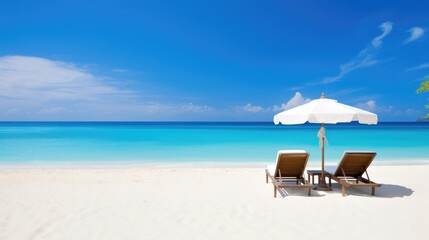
[273, 93, 378, 191]
[274, 98, 378, 125]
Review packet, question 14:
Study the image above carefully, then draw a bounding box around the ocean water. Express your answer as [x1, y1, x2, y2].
[0, 122, 428, 166]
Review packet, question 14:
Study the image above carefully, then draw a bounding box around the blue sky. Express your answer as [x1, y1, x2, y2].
[0, 0, 428, 121]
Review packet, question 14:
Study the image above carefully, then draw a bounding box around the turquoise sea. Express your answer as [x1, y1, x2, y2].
[0, 122, 428, 167]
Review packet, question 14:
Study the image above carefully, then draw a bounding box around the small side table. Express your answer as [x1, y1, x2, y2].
[307, 170, 332, 187]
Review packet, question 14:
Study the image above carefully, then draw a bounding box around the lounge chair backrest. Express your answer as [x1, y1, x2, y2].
[274, 150, 309, 178]
[333, 151, 377, 177]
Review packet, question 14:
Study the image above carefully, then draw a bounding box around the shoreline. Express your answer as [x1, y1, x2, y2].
[0, 159, 428, 169]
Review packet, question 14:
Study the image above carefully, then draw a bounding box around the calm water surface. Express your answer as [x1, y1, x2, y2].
[0, 122, 428, 165]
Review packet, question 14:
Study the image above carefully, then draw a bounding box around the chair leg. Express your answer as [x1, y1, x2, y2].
[342, 186, 346, 197]
[274, 186, 277, 198]
[308, 187, 311, 196]
[265, 173, 268, 183]
[371, 187, 375, 196]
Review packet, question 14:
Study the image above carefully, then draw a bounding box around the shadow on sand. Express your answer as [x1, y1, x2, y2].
[272, 183, 413, 198]
[276, 186, 323, 198]
[370, 184, 414, 198]
[318, 183, 414, 198]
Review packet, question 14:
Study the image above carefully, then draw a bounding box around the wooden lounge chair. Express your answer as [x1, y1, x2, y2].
[327, 151, 381, 196]
[265, 150, 312, 197]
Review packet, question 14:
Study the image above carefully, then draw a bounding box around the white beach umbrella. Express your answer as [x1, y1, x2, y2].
[273, 93, 378, 190]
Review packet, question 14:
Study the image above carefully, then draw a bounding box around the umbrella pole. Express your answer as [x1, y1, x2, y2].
[314, 123, 332, 191]
[322, 124, 325, 178]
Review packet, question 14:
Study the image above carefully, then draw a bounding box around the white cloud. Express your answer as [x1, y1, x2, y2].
[321, 22, 393, 84]
[356, 100, 377, 111]
[372, 22, 393, 47]
[239, 103, 264, 113]
[404, 27, 424, 44]
[0, 55, 128, 102]
[406, 63, 429, 71]
[355, 100, 422, 121]
[238, 93, 311, 114]
[0, 55, 211, 120]
[272, 92, 311, 111]
[355, 100, 392, 113]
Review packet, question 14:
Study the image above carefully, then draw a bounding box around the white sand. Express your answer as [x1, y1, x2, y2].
[0, 165, 427, 240]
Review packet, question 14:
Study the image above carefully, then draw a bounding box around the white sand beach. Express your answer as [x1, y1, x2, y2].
[0, 165, 427, 240]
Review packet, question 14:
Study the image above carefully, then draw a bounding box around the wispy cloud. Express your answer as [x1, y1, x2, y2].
[404, 27, 424, 44]
[355, 99, 421, 119]
[113, 68, 129, 73]
[237, 103, 264, 113]
[288, 86, 304, 91]
[371, 22, 393, 47]
[0, 55, 211, 120]
[406, 63, 429, 71]
[330, 88, 366, 98]
[321, 22, 393, 84]
[0, 55, 130, 102]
